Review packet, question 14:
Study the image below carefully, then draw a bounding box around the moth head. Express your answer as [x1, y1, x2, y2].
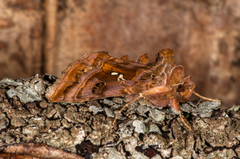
[176, 76, 195, 102]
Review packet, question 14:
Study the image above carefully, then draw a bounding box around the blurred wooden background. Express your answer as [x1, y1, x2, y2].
[0, 0, 239, 108]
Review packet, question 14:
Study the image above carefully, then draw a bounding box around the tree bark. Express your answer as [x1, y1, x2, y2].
[0, 75, 239, 158]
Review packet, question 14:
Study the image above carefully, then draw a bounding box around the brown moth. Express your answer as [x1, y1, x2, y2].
[46, 48, 220, 131]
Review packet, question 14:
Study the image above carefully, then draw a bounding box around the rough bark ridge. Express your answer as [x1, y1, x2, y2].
[0, 75, 239, 159]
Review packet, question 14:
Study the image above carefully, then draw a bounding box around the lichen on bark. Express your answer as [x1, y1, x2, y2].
[0, 75, 239, 158]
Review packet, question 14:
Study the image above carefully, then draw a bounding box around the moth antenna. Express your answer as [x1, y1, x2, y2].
[111, 94, 143, 128]
[179, 111, 193, 131]
[193, 91, 220, 102]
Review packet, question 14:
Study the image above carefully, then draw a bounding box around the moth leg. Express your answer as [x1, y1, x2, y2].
[111, 94, 143, 128]
[172, 98, 193, 131]
[193, 91, 221, 102]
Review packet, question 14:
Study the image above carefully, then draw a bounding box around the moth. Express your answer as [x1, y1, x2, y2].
[46, 48, 220, 131]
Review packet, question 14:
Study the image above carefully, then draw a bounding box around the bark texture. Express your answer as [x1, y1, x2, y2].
[0, 76, 239, 159]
